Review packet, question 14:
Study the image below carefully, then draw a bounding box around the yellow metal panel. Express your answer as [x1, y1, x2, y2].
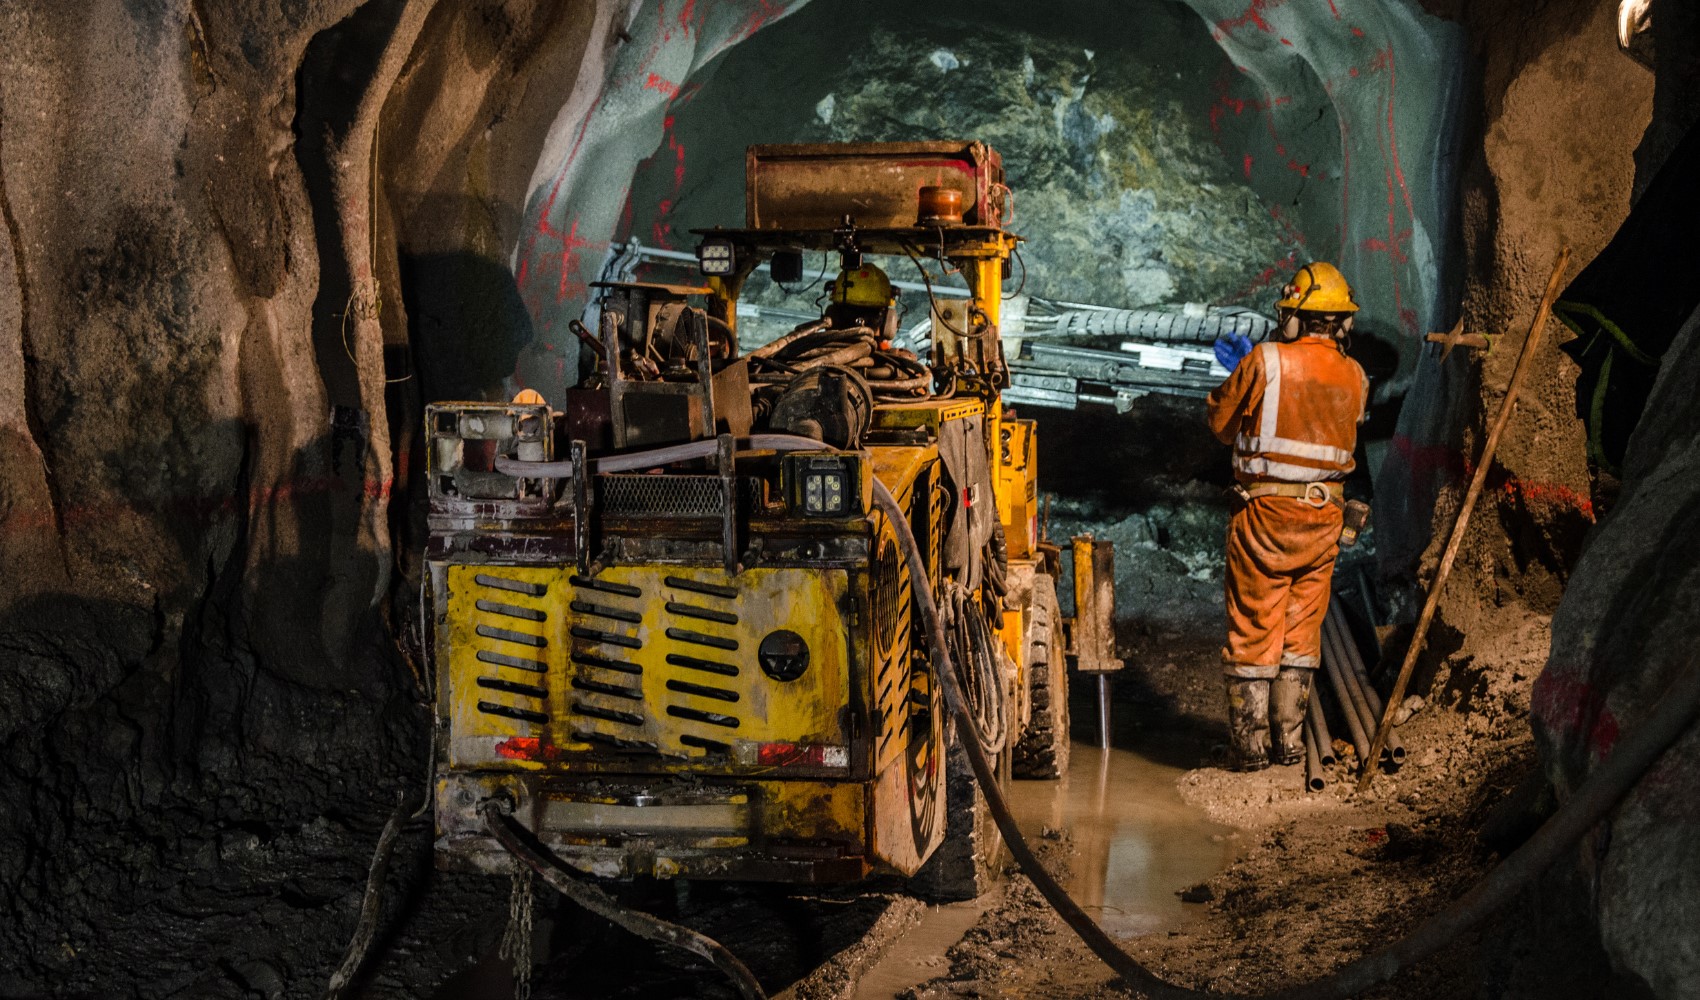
[754, 778, 865, 842]
[871, 397, 984, 432]
[444, 564, 852, 769]
[995, 417, 1039, 561]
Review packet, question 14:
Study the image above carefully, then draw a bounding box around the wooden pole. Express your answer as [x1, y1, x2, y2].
[1357, 247, 1572, 791]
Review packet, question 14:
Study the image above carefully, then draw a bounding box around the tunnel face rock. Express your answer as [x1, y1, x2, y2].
[623, 1, 1287, 312]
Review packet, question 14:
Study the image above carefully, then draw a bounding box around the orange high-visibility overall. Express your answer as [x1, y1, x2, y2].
[1206, 338, 1368, 676]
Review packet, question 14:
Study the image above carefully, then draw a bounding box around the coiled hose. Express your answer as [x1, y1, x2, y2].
[749, 323, 933, 401]
[491, 433, 1700, 1000]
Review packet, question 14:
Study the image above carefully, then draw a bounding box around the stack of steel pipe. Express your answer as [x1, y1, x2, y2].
[1302, 603, 1401, 791]
[1322, 602, 1404, 771]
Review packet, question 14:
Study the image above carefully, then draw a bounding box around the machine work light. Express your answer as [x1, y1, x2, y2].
[697, 237, 735, 276]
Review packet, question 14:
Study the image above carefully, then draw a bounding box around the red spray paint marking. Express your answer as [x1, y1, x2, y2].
[1268, 204, 1307, 246]
[1389, 433, 1596, 520]
[1243, 152, 1254, 178]
[653, 200, 675, 247]
[555, 219, 598, 303]
[1212, 0, 1294, 38]
[669, 122, 688, 189]
[644, 72, 680, 99]
[1361, 230, 1412, 264]
[736, 0, 788, 43]
[1532, 674, 1620, 757]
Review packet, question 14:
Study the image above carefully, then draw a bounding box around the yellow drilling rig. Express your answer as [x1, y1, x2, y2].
[423, 142, 1120, 895]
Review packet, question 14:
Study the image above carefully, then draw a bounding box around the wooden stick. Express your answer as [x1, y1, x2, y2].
[1357, 247, 1571, 790]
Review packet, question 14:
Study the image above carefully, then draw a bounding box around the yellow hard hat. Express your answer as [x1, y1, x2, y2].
[1277, 262, 1358, 313]
[512, 389, 547, 406]
[830, 263, 894, 309]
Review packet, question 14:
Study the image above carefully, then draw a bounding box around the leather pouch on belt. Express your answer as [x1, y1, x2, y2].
[1339, 499, 1371, 547]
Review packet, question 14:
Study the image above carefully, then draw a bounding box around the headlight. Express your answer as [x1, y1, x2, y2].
[697, 237, 735, 276]
[789, 454, 863, 517]
[803, 466, 847, 515]
[758, 629, 809, 681]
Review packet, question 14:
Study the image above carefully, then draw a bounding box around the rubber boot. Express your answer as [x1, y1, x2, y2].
[1223, 678, 1271, 772]
[1270, 667, 1314, 765]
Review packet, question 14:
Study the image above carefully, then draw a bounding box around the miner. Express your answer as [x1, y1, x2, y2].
[1206, 263, 1369, 771]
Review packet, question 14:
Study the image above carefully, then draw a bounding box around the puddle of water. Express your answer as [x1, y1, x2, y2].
[1006, 743, 1240, 938]
[849, 900, 984, 1000]
[852, 742, 1239, 996]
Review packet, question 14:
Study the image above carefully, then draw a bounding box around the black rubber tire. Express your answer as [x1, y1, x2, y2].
[1013, 574, 1070, 780]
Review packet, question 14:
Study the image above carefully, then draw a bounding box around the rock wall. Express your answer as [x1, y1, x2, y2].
[0, 2, 598, 994]
[1375, 0, 1650, 652]
[1533, 300, 1700, 997]
[1530, 2, 1700, 994]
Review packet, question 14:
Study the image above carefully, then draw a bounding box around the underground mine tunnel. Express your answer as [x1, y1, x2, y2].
[2, 0, 1698, 997]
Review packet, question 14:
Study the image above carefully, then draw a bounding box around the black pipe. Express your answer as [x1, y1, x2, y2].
[1270, 657, 1700, 1000]
[1307, 690, 1337, 766]
[1303, 715, 1326, 792]
[871, 478, 1209, 1000]
[1321, 647, 1371, 766]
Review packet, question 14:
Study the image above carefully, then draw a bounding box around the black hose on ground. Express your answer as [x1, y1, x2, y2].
[479, 799, 767, 1000]
[489, 433, 1700, 1000]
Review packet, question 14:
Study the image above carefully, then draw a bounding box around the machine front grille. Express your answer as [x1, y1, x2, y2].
[447, 564, 850, 768]
[597, 474, 760, 517]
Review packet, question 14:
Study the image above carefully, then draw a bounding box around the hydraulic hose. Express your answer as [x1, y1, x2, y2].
[492, 432, 1700, 1000]
[479, 799, 766, 1000]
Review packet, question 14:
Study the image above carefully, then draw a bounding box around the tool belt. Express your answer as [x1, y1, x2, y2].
[1230, 481, 1372, 547]
[1232, 480, 1344, 509]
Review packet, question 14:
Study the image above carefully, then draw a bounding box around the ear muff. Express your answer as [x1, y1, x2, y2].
[1279, 308, 1301, 341]
[1340, 315, 1354, 335]
[1295, 264, 1318, 310]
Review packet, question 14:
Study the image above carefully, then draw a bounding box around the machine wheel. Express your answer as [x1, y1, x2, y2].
[1012, 574, 1070, 780]
[909, 723, 1010, 902]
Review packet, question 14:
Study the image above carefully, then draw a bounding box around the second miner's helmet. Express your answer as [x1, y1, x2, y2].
[830, 263, 895, 309]
[1277, 261, 1359, 314]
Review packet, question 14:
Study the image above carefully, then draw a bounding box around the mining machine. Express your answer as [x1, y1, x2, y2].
[424, 142, 1120, 894]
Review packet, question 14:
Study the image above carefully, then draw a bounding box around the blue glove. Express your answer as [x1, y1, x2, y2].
[1214, 334, 1254, 372]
